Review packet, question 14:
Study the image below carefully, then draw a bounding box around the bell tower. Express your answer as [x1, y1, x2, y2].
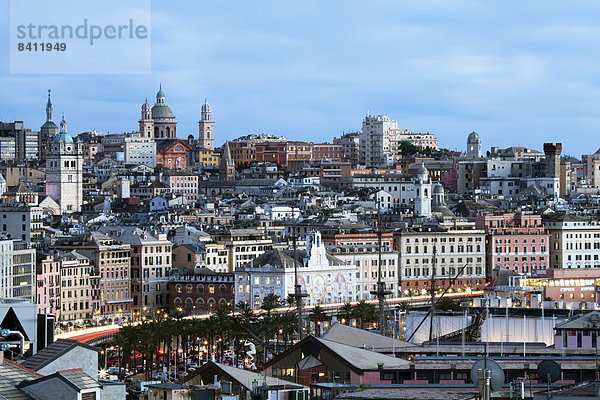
[198, 99, 214, 150]
[139, 98, 154, 138]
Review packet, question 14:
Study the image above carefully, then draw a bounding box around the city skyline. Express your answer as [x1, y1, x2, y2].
[2, 1, 600, 156]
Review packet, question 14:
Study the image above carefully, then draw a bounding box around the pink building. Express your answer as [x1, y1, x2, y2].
[475, 212, 549, 276]
[160, 171, 199, 203]
[36, 253, 61, 317]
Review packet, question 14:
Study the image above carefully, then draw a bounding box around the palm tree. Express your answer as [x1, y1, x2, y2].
[436, 297, 463, 312]
[261, 293, 280, 316]
[214, 304, 234, 361]
[280, 312, 297, 350]
[309, 305, 327, 337]
[284, 294, 296, 308]
[338, 302, 353, 325]
[353, 300, 378, 329]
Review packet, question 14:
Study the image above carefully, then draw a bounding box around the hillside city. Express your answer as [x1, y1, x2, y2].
[0, 86, 599, 399]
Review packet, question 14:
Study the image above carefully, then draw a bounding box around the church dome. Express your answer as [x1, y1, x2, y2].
[416, 162, 428, 175]
[433, 183, 444, 194]
[41, 121, 58, 130]
[157, 87, 165, 99]
[152, 103, 175, 120]
[202, 101, 211, 113]
[468, 131, 480, 141]
[53, 133, 74, 144]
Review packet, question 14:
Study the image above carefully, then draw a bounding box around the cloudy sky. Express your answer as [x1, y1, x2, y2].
[1, 0, 600, 157]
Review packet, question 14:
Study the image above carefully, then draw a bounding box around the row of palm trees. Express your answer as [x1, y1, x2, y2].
[112, 296, 383, 379]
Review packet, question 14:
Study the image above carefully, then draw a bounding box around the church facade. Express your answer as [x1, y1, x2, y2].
[139, 85, 177, 139]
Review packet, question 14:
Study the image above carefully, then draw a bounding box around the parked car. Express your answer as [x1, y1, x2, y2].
[152, 371, 168, 381]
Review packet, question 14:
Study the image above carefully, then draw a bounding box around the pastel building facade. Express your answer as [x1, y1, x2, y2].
[475, 212, 549, 276]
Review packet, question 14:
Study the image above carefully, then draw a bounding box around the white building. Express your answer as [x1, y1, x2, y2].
[45, 117, 83, 214]
[352, 174, 417, 213]
[0, 238, 36, 301]
[264, 204, 301, 221]
[0, 205, 44, 248]
[124, 133, 156, 167]
[359, 113, 438, 167]
[545, 213, 600, 269]
[328, 243, 399, 300]
[235, 232, 356, 308]
[359, 113, 398, 167]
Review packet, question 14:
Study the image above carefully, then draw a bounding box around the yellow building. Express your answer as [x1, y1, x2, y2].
[198, 149, 220, 166]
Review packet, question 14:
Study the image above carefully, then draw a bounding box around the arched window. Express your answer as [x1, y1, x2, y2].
[176, 284, 182, 294]
[197, 284, 204, 294]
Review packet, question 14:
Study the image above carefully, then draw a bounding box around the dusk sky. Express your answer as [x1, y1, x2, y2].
[2, 1, 600, 157]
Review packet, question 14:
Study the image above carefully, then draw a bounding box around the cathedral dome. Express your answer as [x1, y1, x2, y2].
[152, 103, 175, 120]
[433, 183, 444, 194]
[201, 101, 211, 113]
[53, 133, 74, 144]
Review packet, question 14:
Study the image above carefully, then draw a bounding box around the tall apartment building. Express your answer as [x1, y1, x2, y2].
[0, 121, 41, 161]
[97, 227, 172, 315]
[0, 238, 36, 301]
[544, 213, 600, 269]
[54, 232, 133, 323]
[334, 132, 360, 166]
[475, 212, 549, 276]
[359, 113, 438, 167]
[394, 221, 486, 295]
[359, 114, 398, 167]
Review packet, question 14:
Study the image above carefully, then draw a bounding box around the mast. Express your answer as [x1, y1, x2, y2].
[428, 245, 437, 342]
[370, 199, 391, 335]
[292, 205, 306, 339]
